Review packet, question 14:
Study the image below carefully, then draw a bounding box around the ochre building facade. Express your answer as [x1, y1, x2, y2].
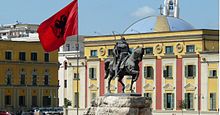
[82, 29, 219, 114]
[0, 40, 58, 112]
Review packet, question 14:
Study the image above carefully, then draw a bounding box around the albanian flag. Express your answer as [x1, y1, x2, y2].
[37, 0, 78, 52]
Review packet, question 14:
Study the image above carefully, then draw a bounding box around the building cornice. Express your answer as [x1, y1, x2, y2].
[0, 85, 59, 88]
[199, 51, 219, 54]
[84, 35, 204, 47]
[143, 55, 156, 59]
[84, 29, 219, 38]
[87, 57, 101, 61]
[0, 61, 58, 65]
[161, 54, 176, 58]
[181, 53, 198, 58]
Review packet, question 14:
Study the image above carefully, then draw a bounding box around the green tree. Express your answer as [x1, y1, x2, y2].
[64, 98, 72, 108]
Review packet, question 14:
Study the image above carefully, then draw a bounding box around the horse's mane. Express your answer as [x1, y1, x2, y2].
[130, 47, 144, 61]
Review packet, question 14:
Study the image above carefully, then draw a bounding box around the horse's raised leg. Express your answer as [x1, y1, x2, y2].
[130, 74, 137, 93]
[118, 76, 125, 93]
[107, 74, 114, 93]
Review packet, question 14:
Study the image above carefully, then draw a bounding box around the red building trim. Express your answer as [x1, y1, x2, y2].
[156, 59, 162, 110]
[85, 61, 88, 108]
[176, 58, 183, 110]
[198, 56, 201, 111]
[100, 60, 105, 96]
[136, 61, 142, 94]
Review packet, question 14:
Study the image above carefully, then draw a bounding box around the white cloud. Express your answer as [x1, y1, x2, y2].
[132, 6, 157, 18]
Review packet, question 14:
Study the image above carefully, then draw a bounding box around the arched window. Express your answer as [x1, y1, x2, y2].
[20, 68, 26, 85]
[32, 69, 37, 86]
[6, 69, 12, 85]
[44, 69, 50, 86]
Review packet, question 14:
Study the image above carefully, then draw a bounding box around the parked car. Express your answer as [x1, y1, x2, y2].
[37, 107, 63, 115]
[0, 111, 12, 115]
[21, 112, 33, 115]
[54, 107, 63, 115]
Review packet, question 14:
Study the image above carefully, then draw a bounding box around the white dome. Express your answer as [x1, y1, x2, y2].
[124, 16, 194, 34]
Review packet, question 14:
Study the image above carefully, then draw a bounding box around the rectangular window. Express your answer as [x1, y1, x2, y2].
[44, 53, 49, 62]
[44, 75, 49, 85]
[90, 50, 97, 57]
[43, 96, 51, 107]
[31, 52, 37, 61]
[210, 93, 216, 111]
[19, 96, 25, 106]
[164, 93, 174, 109]
[20, 74, 25, 85]
[89, 68, 96, 79]
[32, 96, 37, 107]
[32, 75, 37, 86]
[163, 65, 173, 78]
[165, 46, 173, 54]
[185, 93, 194, 110]
[209, 70, 217, 78]
[19, 52, 26, 61]
[74, 73, 79, 80]
[5, 95, 11, 105]
[185, 65, 196, 78]
[144, 66, 154, 79]
[74, 92, 79, 108]
[64, 80, 67, 88]
[5, 51, 12, 60]
[186, 45, 195, 53]
[108, 49, 113, 56]
[145, 47, 153, 55]
[66, 44, 70, 51]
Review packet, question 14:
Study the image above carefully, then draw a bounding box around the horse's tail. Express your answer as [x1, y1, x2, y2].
[104, 59, 111, 79]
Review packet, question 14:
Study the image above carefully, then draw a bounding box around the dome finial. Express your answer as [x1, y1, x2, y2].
[158, 4, 163, 15]
[163, 0, 179, 18]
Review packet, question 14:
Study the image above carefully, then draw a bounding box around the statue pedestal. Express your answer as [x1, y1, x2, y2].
[84, 94, 152, 115]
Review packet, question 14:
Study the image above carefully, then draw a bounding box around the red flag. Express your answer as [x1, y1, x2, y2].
[37, 0, 78, 52]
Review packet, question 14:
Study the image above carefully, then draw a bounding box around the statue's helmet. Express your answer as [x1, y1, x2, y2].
[121, 37, 126, 41]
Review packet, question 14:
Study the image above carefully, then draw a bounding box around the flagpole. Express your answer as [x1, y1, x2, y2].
[76, 0, 79, 115]
[76, 1, 79, 115]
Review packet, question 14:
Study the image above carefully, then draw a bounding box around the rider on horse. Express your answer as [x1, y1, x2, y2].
[113, 37, 131, 76]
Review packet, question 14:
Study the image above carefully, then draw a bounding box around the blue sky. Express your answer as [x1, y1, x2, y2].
[0, 0, 218, 35]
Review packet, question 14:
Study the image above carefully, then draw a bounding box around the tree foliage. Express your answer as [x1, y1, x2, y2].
[64, 98, 72, 108]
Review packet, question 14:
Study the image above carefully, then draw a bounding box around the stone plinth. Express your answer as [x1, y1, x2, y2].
[84, 94, 152, 115]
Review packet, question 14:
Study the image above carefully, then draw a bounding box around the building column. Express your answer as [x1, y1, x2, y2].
[201, 61, 208, 111]
[26, 87, 30, 108]
[2, 89, 5, 108]
[100, 60, 105, 96]
[13, 88, 16, 110]
[136, 61, 142, 94]
[117, 79, 123, 93]
[176, 58, 183, 110]
[0, 88, 2, 109]
[156, 58, 162, 110]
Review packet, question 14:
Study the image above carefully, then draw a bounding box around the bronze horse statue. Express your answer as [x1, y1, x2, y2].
[104, 47, 144, 93]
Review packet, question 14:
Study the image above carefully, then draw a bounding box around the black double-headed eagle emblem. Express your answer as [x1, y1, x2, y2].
[51, 15, 67, 39]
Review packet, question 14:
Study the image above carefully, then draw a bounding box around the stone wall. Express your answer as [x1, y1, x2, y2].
[84, 95, 152, 115]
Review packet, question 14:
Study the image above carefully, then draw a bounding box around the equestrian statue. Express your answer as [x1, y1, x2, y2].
[104, 37, 144, 93]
